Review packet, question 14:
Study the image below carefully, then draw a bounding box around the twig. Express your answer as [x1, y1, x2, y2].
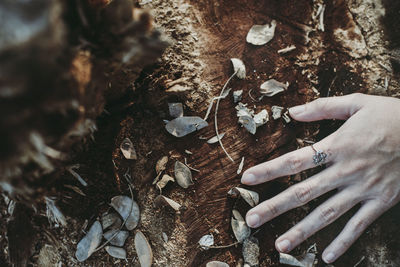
[215, 72, 237, 162]
[208, 241, 239, 249]
[184, 158, 200, 173]
[353, 256, 365, 267]
[67, 165, 88, 187]
[248, 89, 259, 102]
[94, 185, 134, 252]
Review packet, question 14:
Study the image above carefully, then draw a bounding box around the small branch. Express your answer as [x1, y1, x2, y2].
[208, 241, 239, 249]
[215, 72, 237, 162]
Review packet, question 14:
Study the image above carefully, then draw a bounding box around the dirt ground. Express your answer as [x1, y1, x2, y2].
[1, 0, 400, 266]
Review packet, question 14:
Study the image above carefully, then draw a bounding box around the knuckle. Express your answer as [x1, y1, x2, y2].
[338, 238, 352, 250]
[287, 154, 303, 173]
[293, 184, 313, 205]
[318, 206, 337, 224]
[264, 202, 279, 217]
[315, 97, 331, 112]
[292, 227, 307, 241]
[349, 218, 368, 232]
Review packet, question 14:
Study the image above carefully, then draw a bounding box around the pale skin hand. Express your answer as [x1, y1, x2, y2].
[241, 93, 400, 263]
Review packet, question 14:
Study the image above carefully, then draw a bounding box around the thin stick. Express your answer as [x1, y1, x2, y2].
[94, 185, 134, 252]
[215, 72, 237, 162]
[208, 241, 239, 249]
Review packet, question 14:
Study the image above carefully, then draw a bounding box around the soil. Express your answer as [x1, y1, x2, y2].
[1, 0, 400, 266]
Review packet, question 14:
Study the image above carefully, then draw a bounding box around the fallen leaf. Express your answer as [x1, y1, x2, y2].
[135, 231, 153, 267]
[154, 195, 181, 211]
[282, 111, 291, 123]
[110, 196, 140, 231]
[105, 246, 127, 259]
[253, 109, 269, 127]
[271, 106, 284, 120]
[156, 156, 168, 173]
[156, 174, 174, 192]
[260, 79, 288, 97]
[101, 212, 122, 230]
[235, 103, 254, 117]
[206, 261, 230, 267]
[246, 20, 277, 45]
[174, 161, 193, 188]
[166, 116, 208, 137]
[228, 187, 259, 207]
[233, 90, 243, 103]
[243, 237, 260, 266]
[279, 253, 316, 267]
[168, 103, 184, 118]
[75, 221, 102, 262]
[231, 209, 250, 243]
[199, 234, 214, 250]
[237, 157, 245, 175]
[207, 133, 225, 144]
[238, 116, 257, 135]
[104, 229, 129, 247]
[120, 138, 137, 160]
[230, 58, 246, 79]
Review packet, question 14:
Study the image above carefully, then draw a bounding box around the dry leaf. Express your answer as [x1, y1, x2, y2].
[104, 229, 129, 247]
[278, 45, 296, 54]
[243, 237, 260, 266]
[206, 261, 230, 267]
[260, 79, 288, 97]
[156, 156, 168, 173]
[230, 58, 246, 79]
[162, 232, 168, 243]
[246, 20, 277, 45]
[198, 234, 214, 250]
[110, 195, 140, 231]
[135, 231, 153, 267]
[174, 161, 193, 188]
[207, 133, 225, 144]
[253, 109, 269, 127]
[101, 212, 122, 230]
[166, 116, 208, 137]
[156, 174, 174, 191]
[238, 116, 257, 135]
[279, 253, 316, 267]
[235, 103, 254, 117]
[282, 111, 291, 123]
[231, 209, 250, 243]
[120, 138, 137, 160]
[105, 246, 127, 259]
[271, 106, 284, 120]
[75, 221, 103, 262]
[154, 195, 181, 211]
[237, 157, 245, 175]
[228, 187, 259, 207]
[233, 90, 243, 103]
[168, 103, 184, 118]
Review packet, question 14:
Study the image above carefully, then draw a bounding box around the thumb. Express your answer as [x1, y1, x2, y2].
[288, 93, 365, 122]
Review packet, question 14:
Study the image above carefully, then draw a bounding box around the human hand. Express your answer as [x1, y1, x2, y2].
[241, 93, 400, 263]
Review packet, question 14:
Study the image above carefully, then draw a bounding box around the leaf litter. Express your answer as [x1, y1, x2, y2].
[260, 79, 288, 97]
[165, 116, 208, 137]
[242, 236, 260, 266]
[228, 187, 259, 207]
[206, 261, 230, 267]
[237, 157, 245, 174]
[153, 156, 168, 184]
[154, 195, 182, 211]
[75, 221, 103, 262]
[104, 229, 129, 247]
[120, 137, 137, 160]
[135, 231, 153, 267]
[279, 253, 316, 267]
[174, 161, 193, 188]
[271, 106, 284, 120]
[207, 133, 225, 144]
[101, 212, 122, 230]
[231, 209, 250, 243]
[110, 195, 140, 231]
[246, 20, 277, 45]
[168, 102, 184, 118]
[198, 234, 214, 250]
[233, 90, 243, 103]
[230, 58, 246, 79]
[105, 246, 127, 259]
[156, 174, 174, 192]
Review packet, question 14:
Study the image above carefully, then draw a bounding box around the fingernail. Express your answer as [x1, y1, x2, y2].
[277, 239, 291, 252]
[323, 252, 335, 263]
[288, 105, 305, 116]
[246, 213, 260, 228]
[241, 173, 256, 184]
